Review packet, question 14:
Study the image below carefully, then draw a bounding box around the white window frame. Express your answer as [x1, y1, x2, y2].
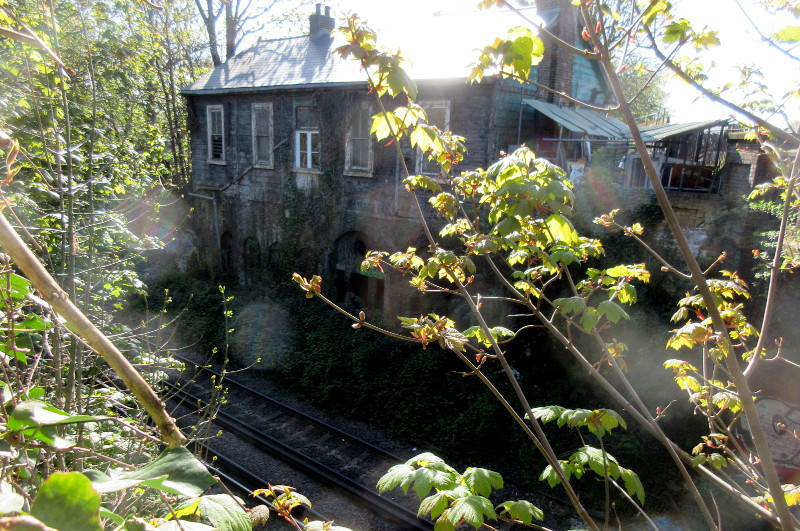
[207, 105, 225, 164]
[294, 130, 320, 170]
[345, 101, 374, 175]
[252, 102, 274, 168]
[294, 105, 320, 171]
[415, 100, 451, 176]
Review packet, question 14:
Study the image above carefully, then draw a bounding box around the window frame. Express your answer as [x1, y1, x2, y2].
[294, 130, 320, 170]
[207, 104, 225, 165]
[415, 100, 451, 176]
[252, 102, 274, 169]
[294, 105, 321, 171]
[345, 101, 374, 176]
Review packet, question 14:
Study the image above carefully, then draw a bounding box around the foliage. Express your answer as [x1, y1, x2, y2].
[0, 3, 274, 530]
[378, 452, 542, 530]
[293, 4, 800, 529]
[615, 55, 670, 122]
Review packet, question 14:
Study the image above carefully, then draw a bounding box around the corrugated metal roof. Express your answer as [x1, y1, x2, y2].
[523, 99, 630, 138]
[524, 99, 729, 141]
[638, 119, 729, 140]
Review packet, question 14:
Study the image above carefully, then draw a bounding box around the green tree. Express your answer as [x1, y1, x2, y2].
[616, 56, 669, 122]
[296, 2, 800, 529]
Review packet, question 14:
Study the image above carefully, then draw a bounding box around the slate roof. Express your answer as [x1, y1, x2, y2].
[182, 5, 555, 95]
[183, 35, 365, 95]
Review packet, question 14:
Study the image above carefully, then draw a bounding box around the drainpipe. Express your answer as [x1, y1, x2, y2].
[187, 191, 222, 257]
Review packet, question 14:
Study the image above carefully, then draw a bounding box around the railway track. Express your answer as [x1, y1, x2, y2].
[166, 354, 433, 530]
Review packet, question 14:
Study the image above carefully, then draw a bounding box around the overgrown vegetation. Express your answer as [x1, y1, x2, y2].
[1, 0, 799, 529]
[291, 3, 800, 530]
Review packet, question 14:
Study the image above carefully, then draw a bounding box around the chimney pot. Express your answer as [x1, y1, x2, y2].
[309, 4, 334, 37]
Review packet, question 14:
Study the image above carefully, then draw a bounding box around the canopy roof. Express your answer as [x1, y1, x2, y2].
[524, 99, 728, 141]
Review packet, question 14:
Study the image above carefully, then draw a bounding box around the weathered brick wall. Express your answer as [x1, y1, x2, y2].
[534, 0, 577, 103]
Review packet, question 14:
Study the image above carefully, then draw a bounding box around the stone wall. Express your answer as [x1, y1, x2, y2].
[184, 79, 509, 318]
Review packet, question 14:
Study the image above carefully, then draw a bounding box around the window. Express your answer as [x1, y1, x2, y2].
[252, 103, 273, 168]
[416, 101, 450, 176]
[345, 102, 373, 174]
[294, 105, 320, 170]
[207, 105, 225, 163]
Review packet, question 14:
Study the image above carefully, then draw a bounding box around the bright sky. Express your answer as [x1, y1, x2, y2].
[332, 0, 798, 126]
[666, 0, 799, 125]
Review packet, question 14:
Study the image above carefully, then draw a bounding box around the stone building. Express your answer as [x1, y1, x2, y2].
[180, 1, 611, 316]
[180, 1, 771, 317]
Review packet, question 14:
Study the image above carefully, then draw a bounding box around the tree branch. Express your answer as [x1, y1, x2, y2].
[0, 212, 186, 448]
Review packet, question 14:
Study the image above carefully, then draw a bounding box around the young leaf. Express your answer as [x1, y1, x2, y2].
[553, 296, 586, 315]
[463, 468, 503, 497]
[545, 214, 578, 245]
[84, 447, 215, 497]
[418, 491, 449, 519]
[774, 25, 800, 42]
[497, 500, 543, 525]
[172, 494, 250, 531]
[377, 464, 415, 494]
[597, 300, 629, 323]
[447, 496, 496, 529]
[30, 472, 102, 531]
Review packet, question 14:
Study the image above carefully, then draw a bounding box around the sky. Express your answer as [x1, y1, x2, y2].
[329, 0, 798, 126]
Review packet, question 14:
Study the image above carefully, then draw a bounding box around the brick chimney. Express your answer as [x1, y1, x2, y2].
[309, 4, 334, 37]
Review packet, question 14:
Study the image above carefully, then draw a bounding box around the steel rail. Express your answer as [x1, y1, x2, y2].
[191, 440, 326, 525]
[168, 381, 433, 530]
[173, 353, 406, 463]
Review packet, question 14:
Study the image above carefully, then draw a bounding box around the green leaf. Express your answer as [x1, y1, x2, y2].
[528, 405, 564, 424]
[597, 300, 629, 323]
[619, 467, 645, 504]
[410, 466, 456, 499]
[371, 112, 401, 142]
[497, 500, 543, 525]
[419, 491, 449, 519]
[31, 472, 102, 531]
[173, 495, 250, 531]
[8, 401, 100, 430]
[7, 401, 102, 448]
[99, 507, 125, 526]
[377, 464, 414, 494]
[580, 308, 599, 332]
[2, 273, 32, 300]
[545, 214, 578, 245]
[617, 283, 637, 304]
[707, 453, 729, 470]
[447, 496, 496, 529]
[463, 468, 503, 497]
[554, 296, 586, 315]
[386, 67, 418, 100]
[434, 514, 455, 531]
[410, 124, 439, 153]
[84, 447, 215, 497]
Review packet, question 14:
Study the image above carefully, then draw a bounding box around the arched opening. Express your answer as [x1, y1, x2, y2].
[331, 231, 384, 310]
